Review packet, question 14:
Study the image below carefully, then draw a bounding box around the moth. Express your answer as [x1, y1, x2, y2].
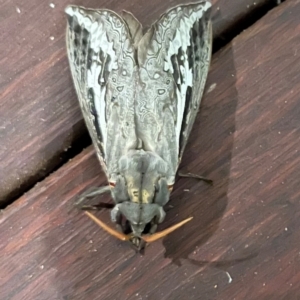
[65, 1, 212, 250]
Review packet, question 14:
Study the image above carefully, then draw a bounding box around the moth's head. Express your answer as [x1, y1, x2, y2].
[84, 202, 193, 251]
[115, 202, 165, 234]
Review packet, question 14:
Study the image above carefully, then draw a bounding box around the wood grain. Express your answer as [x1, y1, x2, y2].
[0, 0, 276, 205]
[1, 0, 299, 299]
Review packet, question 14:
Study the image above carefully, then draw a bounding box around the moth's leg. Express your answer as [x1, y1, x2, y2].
[115, 212, 124, 233]
[145, 206, 166, 235]
[148, 217, 161, 234]
[149, 223, 158, 234]
[178, 172, 213, 185]
[75, 186, 111, 210]
[80, 203, 115, 211]
[110, 204, 125, 233]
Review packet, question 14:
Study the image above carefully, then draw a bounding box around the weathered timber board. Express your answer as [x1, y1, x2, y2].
[1, 0, 300, 299]
[0, 0, 276, 204]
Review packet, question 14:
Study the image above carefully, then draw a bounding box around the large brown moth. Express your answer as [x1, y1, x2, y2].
[65, 1, 212, 250]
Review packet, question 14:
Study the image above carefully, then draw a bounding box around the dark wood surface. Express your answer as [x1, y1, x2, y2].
[0, 0, 275, 205]
[1, 0, 300, 299]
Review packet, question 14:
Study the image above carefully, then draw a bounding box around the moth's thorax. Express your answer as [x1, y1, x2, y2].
[120, 150, 168, 204]
[109, 150, 170, 231]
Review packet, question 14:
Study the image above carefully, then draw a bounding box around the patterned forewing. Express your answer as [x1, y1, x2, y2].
[136, 1, 212, 181]
[65, 6, 137, 177]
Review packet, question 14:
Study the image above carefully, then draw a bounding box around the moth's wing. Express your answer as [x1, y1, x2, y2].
[136, 1, 212, 183]
[120, 10, 143, 48]
[65, 6, 139, 179]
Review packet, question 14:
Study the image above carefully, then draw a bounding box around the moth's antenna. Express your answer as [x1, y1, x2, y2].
[142, 217, 193, 243]
[84, 211, 130, 241]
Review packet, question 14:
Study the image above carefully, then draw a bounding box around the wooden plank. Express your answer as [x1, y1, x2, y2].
[1, 1, 299, 299]
[0, 0, 276, 205]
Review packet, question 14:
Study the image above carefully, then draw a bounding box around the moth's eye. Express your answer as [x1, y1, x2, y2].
[166, 80, 170, 84]
[112, 78, 116, 82]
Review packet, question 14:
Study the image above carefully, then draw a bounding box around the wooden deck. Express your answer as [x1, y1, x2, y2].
[1, 0, 299, 299]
